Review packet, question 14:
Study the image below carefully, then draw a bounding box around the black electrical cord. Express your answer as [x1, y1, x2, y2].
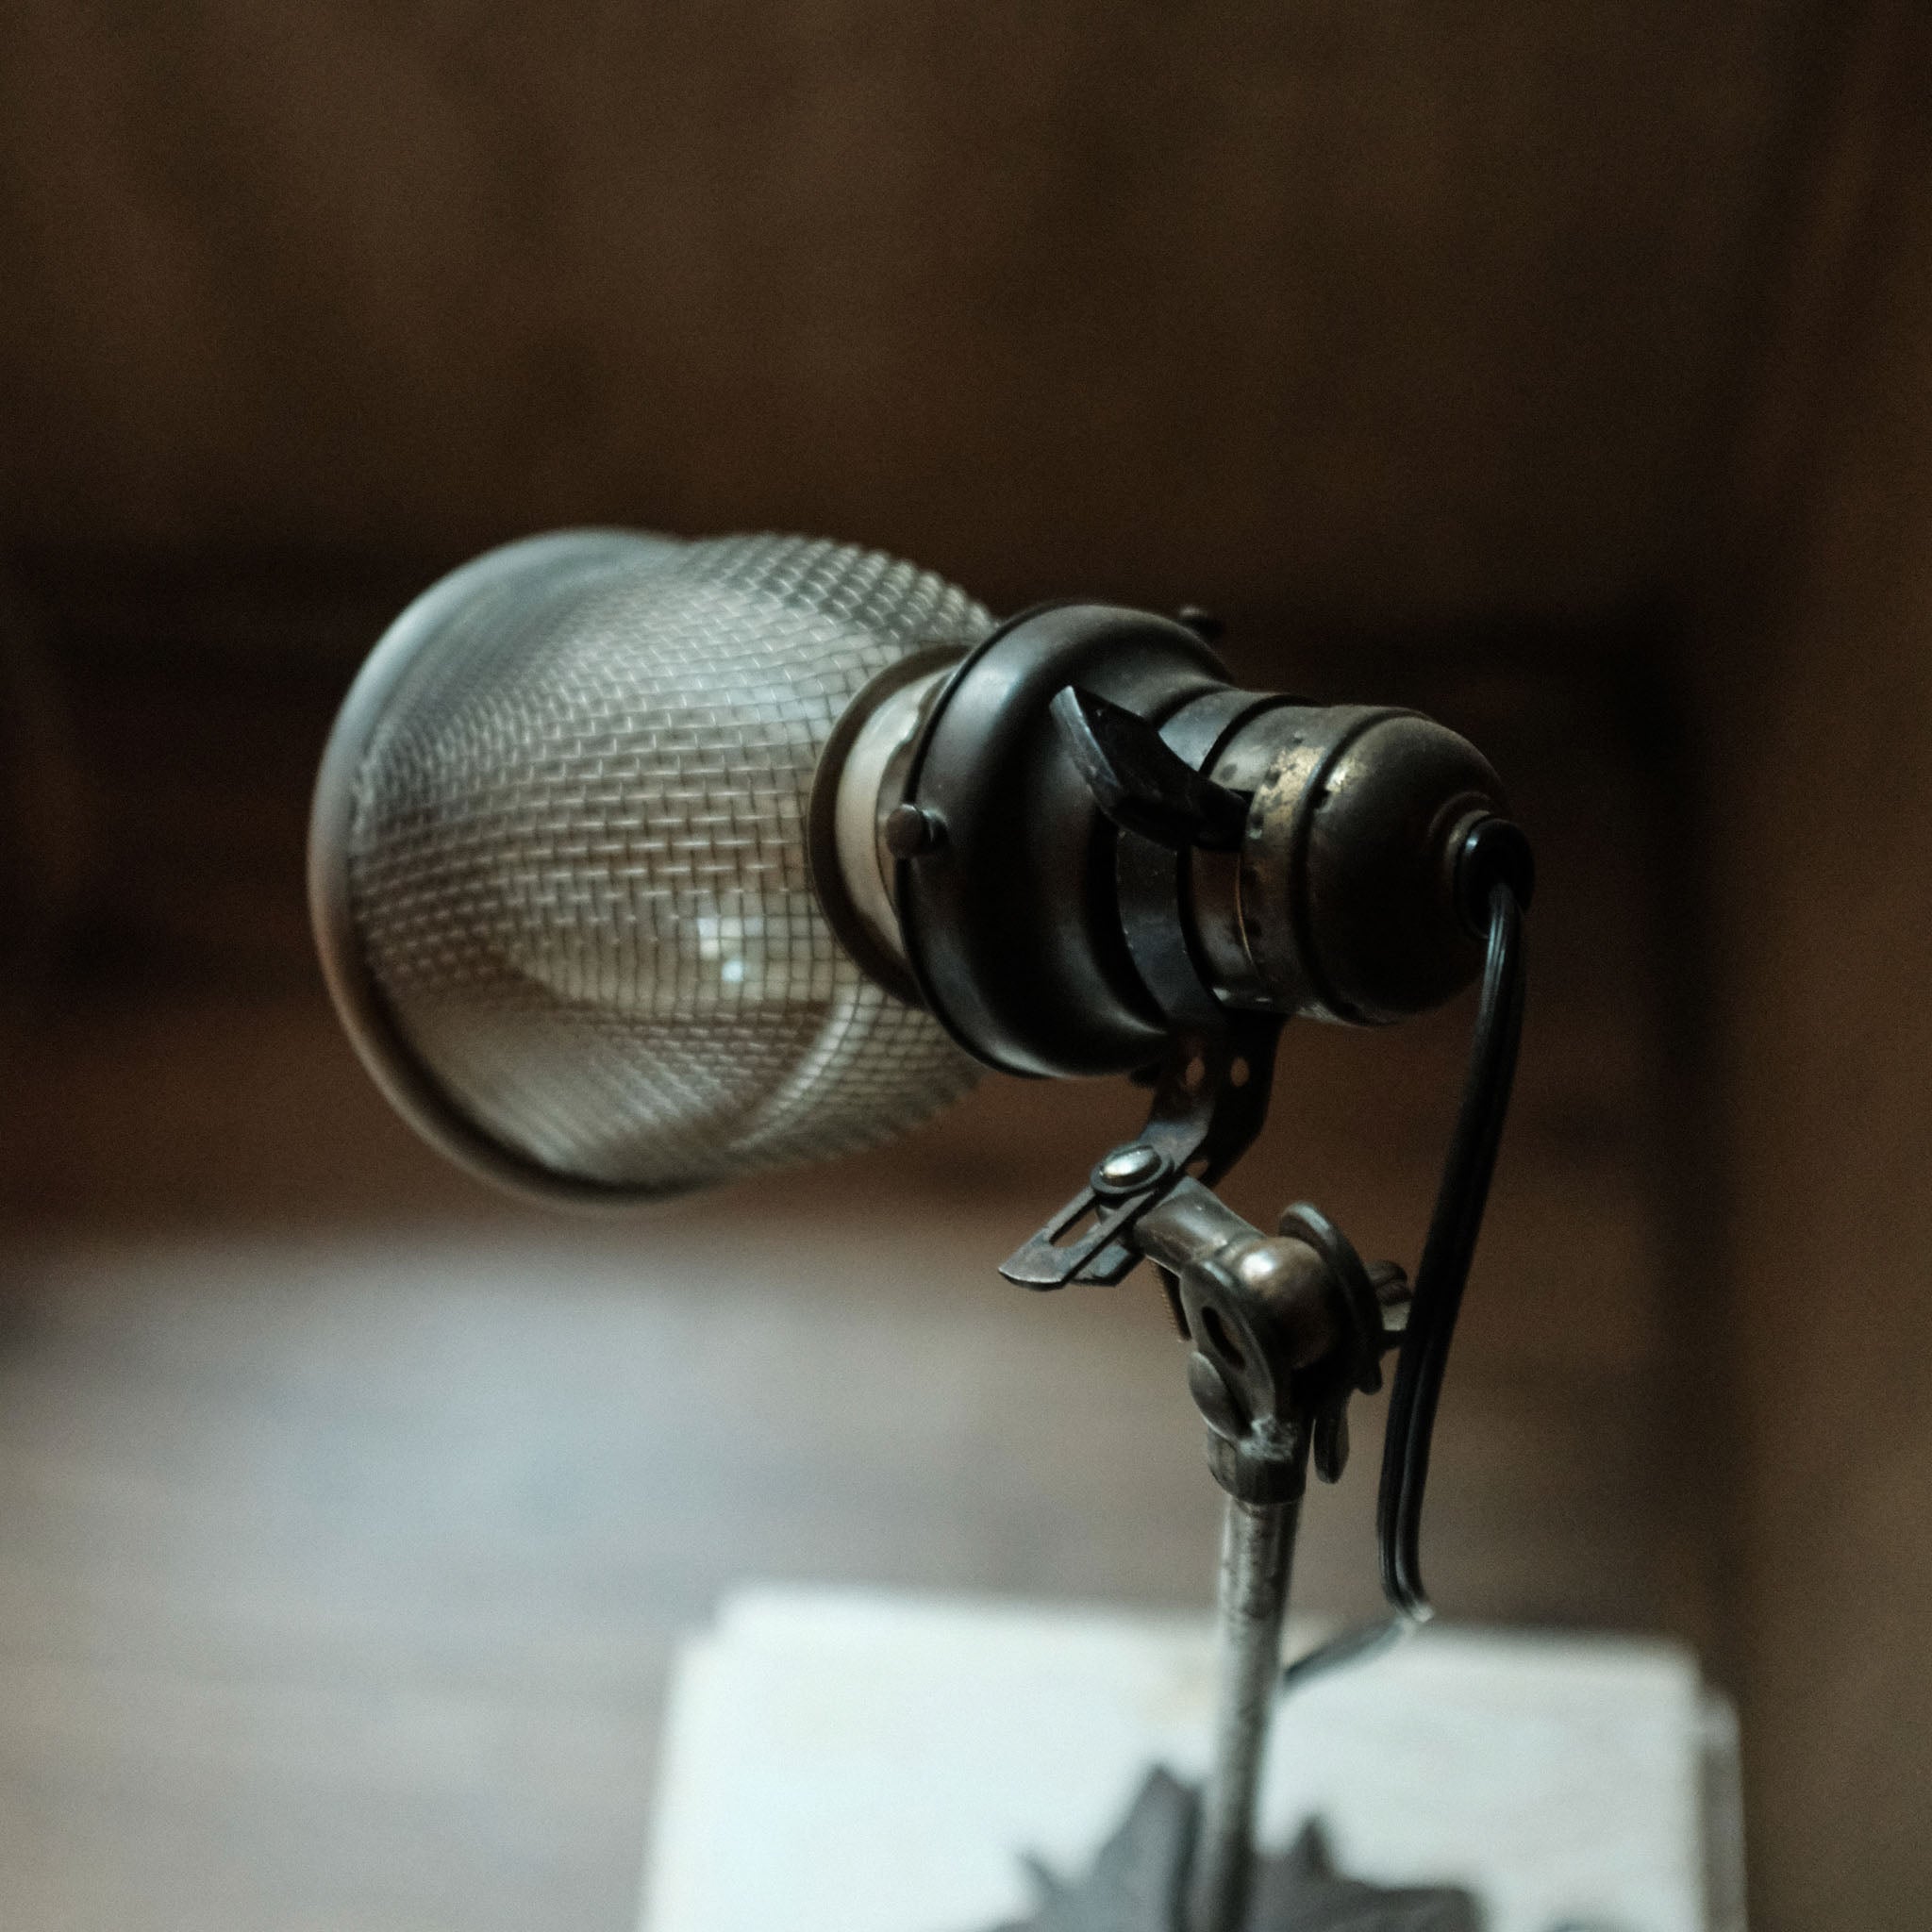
[1281, 853, 1526, 1692]
[1377, 869, 1527, 1618]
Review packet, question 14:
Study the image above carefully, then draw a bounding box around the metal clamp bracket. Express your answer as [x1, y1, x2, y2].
[999, 1015, 1281, 1289]
[1130, 1181, 1407, 1504]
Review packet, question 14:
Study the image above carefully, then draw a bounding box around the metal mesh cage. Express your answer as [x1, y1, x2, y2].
[312, 530, 990, 1200]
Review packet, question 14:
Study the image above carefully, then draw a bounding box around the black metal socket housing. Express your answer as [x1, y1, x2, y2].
[894, 604, 1228, 1078]
[889, 602, 1521, 1076]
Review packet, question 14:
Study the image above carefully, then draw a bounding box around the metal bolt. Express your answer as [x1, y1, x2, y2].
[1097, 1142, 1164, 1188]
[883, 804, 944, 858]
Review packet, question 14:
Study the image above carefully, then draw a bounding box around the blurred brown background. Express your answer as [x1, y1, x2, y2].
[0, 3, 1925, 1927]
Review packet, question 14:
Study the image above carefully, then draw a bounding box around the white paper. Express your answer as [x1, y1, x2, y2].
[641, 1588, 1733, 1932]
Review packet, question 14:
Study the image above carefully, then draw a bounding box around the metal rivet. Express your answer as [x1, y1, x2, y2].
[1097, 1142, 1164, 1188]
[883, 804, 944, 858]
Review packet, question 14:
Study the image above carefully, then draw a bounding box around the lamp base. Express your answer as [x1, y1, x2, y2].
[989, 1768, 1475, 1932]
[638, 1588, 1739, 1932]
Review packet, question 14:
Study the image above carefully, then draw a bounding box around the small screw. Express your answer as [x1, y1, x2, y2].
[1095, 1142, 1165, 1190]
[884, 804, 945, 858]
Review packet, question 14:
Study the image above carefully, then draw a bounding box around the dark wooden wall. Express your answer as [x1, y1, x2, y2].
[1701, 6, 1932, 1924]
[0, 2, 1809, 618]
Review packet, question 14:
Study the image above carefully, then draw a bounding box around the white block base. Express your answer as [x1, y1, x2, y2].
[640, 1589, 1743, 1932]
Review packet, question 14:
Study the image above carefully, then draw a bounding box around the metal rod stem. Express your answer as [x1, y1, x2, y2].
[1185, 1491, 1302, 1932]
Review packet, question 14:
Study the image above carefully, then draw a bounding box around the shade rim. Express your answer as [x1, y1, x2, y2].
[307, 527, 695, 1211]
